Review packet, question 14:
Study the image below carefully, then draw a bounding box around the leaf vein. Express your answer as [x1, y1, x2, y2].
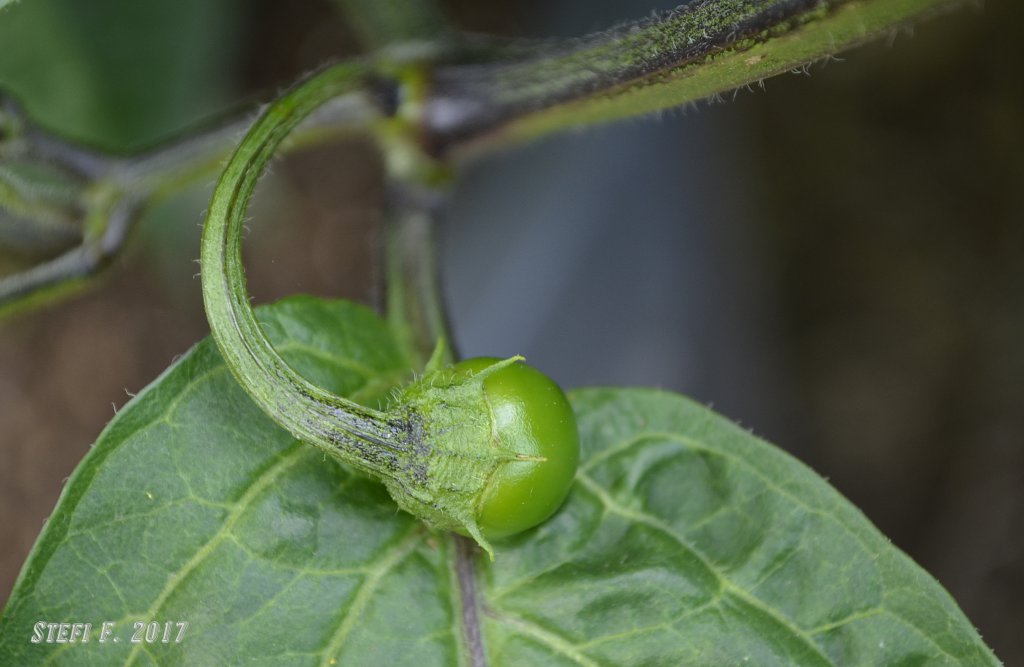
[120, 443, 308, 665]
[487, 610, 600, 667]
[577, 472, 834, 667]
[317, 526, 423, 667]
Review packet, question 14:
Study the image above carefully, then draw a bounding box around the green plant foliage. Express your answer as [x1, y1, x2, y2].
[0, 0, 240, 150]
[0, 297, 998, 665]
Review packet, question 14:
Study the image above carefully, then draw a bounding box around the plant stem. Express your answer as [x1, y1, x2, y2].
[3, 0, 971, 315]
[0, 86, 377, 315]
[117, 93, 377, 202]
[200, 62, 415, 480]
[384, 181, 456, 368]
[423, 0, 964, 157]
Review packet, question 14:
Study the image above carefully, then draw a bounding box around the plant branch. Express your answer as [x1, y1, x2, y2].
[0, 185, 137, 315]
[0, 87, 378, 315]
[1, 0, 971, 315]
[421, 0, 965, 158]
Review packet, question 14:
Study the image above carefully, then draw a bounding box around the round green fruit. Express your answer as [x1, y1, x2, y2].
[452, 357, 580, 539]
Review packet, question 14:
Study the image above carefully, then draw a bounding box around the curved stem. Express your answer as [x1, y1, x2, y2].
[200, 61, 414, 480]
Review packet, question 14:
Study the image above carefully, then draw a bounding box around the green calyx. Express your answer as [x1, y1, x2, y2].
[382, 354, 580, 559]
[386, 356, 526, 558]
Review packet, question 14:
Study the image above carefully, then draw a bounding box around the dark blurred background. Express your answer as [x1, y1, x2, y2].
[0, 0, 1020, 662]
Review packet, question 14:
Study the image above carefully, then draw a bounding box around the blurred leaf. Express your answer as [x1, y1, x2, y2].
[0, 297, 997, 665]
[0, 0, 242, 149]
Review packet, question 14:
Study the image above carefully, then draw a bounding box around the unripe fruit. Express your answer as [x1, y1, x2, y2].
[453, 357, 579, 539]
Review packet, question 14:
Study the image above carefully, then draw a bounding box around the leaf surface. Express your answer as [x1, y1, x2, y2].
[485, 389, 999, 665]
[0, 297, 998, 665]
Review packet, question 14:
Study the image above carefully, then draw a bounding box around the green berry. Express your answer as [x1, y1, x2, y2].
[386, 356, 579, 557]
[452, 357, 580, 540]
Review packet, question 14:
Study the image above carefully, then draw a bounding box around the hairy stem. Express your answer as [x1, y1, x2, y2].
[423, 0, 964, 157]
[200, 62, 414, 480]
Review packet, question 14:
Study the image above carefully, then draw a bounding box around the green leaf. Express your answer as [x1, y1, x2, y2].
[0, 297, 998, 665]
[487, 390, 999, 665]
[0, 0, 240, 150]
